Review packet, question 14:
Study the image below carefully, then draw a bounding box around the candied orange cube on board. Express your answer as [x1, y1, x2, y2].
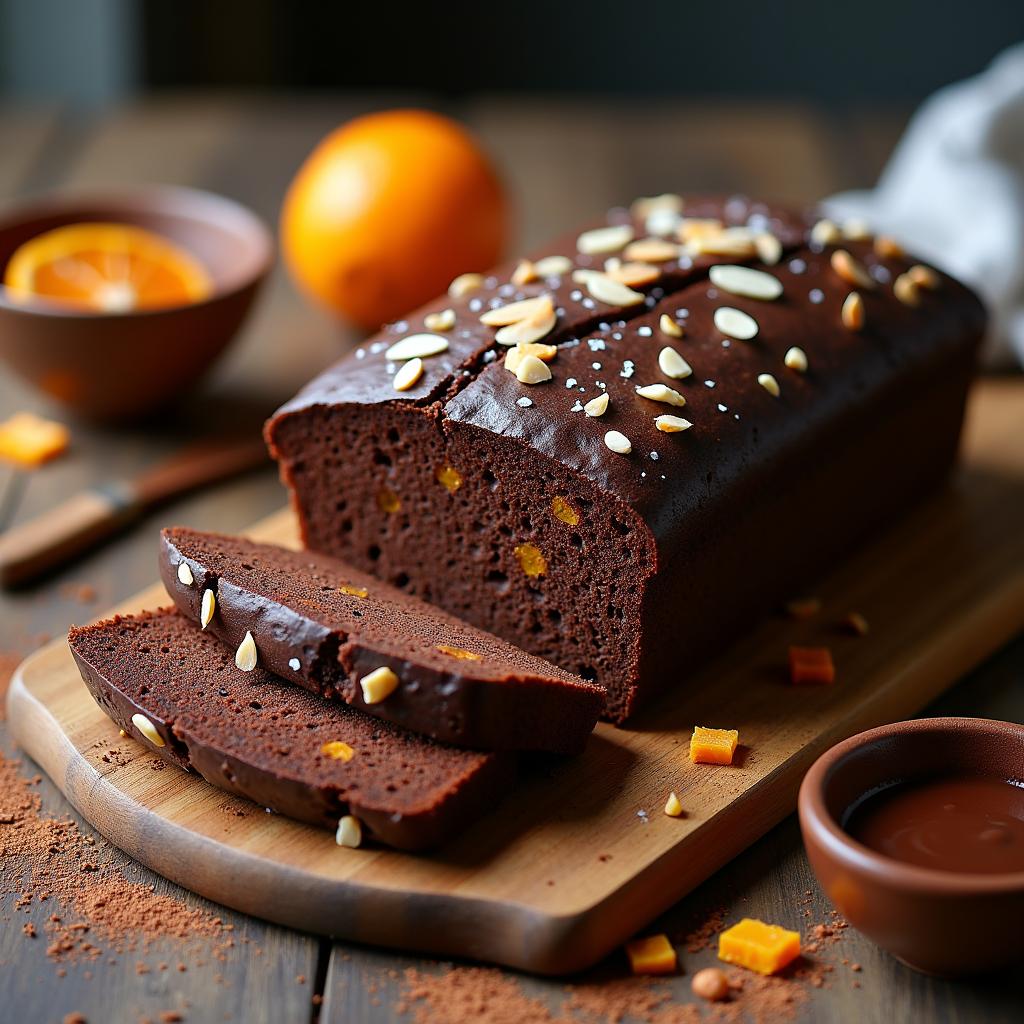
[0, 411, 70, 467]
[718, 918, 801, 975]
[689, 726, 739, 765]
[789, 645, 836, 685]
[625, 934, 677, 975]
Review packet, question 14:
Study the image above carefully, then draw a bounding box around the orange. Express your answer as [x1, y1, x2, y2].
[3, 222, 212, 313]
[281, 109, 507, 328]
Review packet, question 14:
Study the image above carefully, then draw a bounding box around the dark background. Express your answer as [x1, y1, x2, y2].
[1, 0, 1023, 107]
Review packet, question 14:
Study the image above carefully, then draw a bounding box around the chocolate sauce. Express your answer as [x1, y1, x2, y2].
[845, 775, 1024, 875]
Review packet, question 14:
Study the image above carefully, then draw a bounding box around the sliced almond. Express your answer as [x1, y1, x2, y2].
[784, 346, 808, 372]
[757, 373, 781, 397]
[893, 273, 921, 307]
[908, 264, 940, 290]
[631, 193, 684, 221]
[479, 295, 552, 327]
[607, 261, 660, 287]
[576, 224, 634, 255]
[533, 254, 573, 277]
[511, 259, 538, 286]
[504, 341, 558, 374]
[686, 227, 757, 258]
[424, 308, 456, 332]
[360, 666, 399, 704]
[831, 249, 875, 289]
[448, 272, 484, 298]
[624, 237, 681, 263]
[235, 630, 258, 672]
[810, 218, 842, 246]
[176, 561, 194, 586]
[659, 313, 684, 338]
[514, 354, 552, 384]
[713, 306, 759, 341]
[874, 236, 904, 260]
[842, 291, 865, 330]
[658, 346, 692, 379]
[676, 218, 724, 242]
[584, 392, 609, 417]
[709, 264, 783, 301]
[664, 792, 684, 817]
[572, 270, 645, 307]
[636, 383, 686, 407]
[655, 414, 692, 433]
[336, 815, 363, 849]
[754, 231, 783, 265]
[393, 357, 424, 392]
[604, 430, 632, 454]
[131, 713, 165, 748]
[494, 301, 557, 346]
[842, 218, 872, 241]
[384, 333, 450, 361]
[200, 588, 216, 629]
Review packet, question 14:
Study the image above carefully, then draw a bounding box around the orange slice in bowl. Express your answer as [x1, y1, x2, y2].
[3, 222, 213, 313]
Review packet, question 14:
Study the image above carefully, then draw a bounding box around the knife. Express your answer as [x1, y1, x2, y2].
[0, 435, 269, 588]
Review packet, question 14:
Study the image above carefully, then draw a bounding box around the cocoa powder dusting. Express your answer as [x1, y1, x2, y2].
[1, 745, 226, 969]
[398, 899, 860, 1024]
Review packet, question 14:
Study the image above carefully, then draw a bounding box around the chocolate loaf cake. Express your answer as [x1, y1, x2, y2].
[159, 527, 602, 753]
[69, 609, 513, 850]
[266, 195, 986, 722]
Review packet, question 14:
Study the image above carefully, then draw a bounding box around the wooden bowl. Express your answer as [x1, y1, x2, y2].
[0, 186, 273, 422]
[798, 717, 1024, 976]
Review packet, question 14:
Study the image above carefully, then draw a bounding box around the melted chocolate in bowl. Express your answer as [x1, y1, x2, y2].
[844, 775, 1024, 875]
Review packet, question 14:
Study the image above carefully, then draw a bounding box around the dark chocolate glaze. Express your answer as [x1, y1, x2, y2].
[266, 195, 986, 722]
[159, 528, 602, 753]
[68, 609, 514, 851]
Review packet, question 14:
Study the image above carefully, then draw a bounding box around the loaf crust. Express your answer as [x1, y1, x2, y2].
[69, 609, 513, 850]
[266, 196, 986, 721]
[159, 527, 603, 753]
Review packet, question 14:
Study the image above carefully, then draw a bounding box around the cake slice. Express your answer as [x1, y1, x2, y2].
[68, 608, 513, 851]
[159, 527, 603, 754]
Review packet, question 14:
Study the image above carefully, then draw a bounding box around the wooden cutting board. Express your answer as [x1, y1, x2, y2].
[8, 379, 1024, 976]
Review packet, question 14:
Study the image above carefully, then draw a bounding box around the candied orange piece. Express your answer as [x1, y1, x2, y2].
[690, 726, 739, 765]
[789, 646, 835, 685]
[718, 918, 800, 975]
[514, 542, 547, 577]
[0, 411, 70, 467]
[436, 465, 463, 493]
[625, 934, 677, 975]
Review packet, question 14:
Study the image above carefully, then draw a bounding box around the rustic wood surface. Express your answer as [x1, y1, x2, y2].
[9, 375, 1024, 976]
[0, 95, 1021, 1022]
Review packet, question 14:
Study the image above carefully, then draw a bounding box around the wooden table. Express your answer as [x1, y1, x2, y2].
[0, 95, 1020, 1023]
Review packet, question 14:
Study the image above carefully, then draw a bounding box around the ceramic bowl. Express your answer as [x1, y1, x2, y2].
[0, 185, 273, 422]
[798, 717, 1024, 976]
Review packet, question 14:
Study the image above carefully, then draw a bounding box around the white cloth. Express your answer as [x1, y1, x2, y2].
[826, 44, 1024, 367]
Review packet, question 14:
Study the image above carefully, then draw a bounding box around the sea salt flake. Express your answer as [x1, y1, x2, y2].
[809, 288, 825, 304]
[571, 401, 584, 412]
[516, 397, 533, 408]
[566, 377, 578, 389]
[637, 326, 653, 337]
[704, 380, 716, 388]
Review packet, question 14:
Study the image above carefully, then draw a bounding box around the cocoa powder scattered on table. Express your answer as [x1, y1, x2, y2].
[1, 745, 226, 968]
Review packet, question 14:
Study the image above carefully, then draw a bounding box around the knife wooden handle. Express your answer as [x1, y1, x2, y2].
[0, 484, 141, 588]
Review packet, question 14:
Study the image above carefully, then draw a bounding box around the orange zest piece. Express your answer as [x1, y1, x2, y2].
[3, 222, 212, 313]
[690, 726, 739, 765]
[0, 411, 70, 467]
[789, 646, 836, 685]
[718, 918, 801, 975]
[625, 934, 677, 975]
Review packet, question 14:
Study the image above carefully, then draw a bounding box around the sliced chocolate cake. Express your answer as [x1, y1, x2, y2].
[265, 194, 986, 722]
[69, 609, 513, 850]
[159, 527, 603, 753]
